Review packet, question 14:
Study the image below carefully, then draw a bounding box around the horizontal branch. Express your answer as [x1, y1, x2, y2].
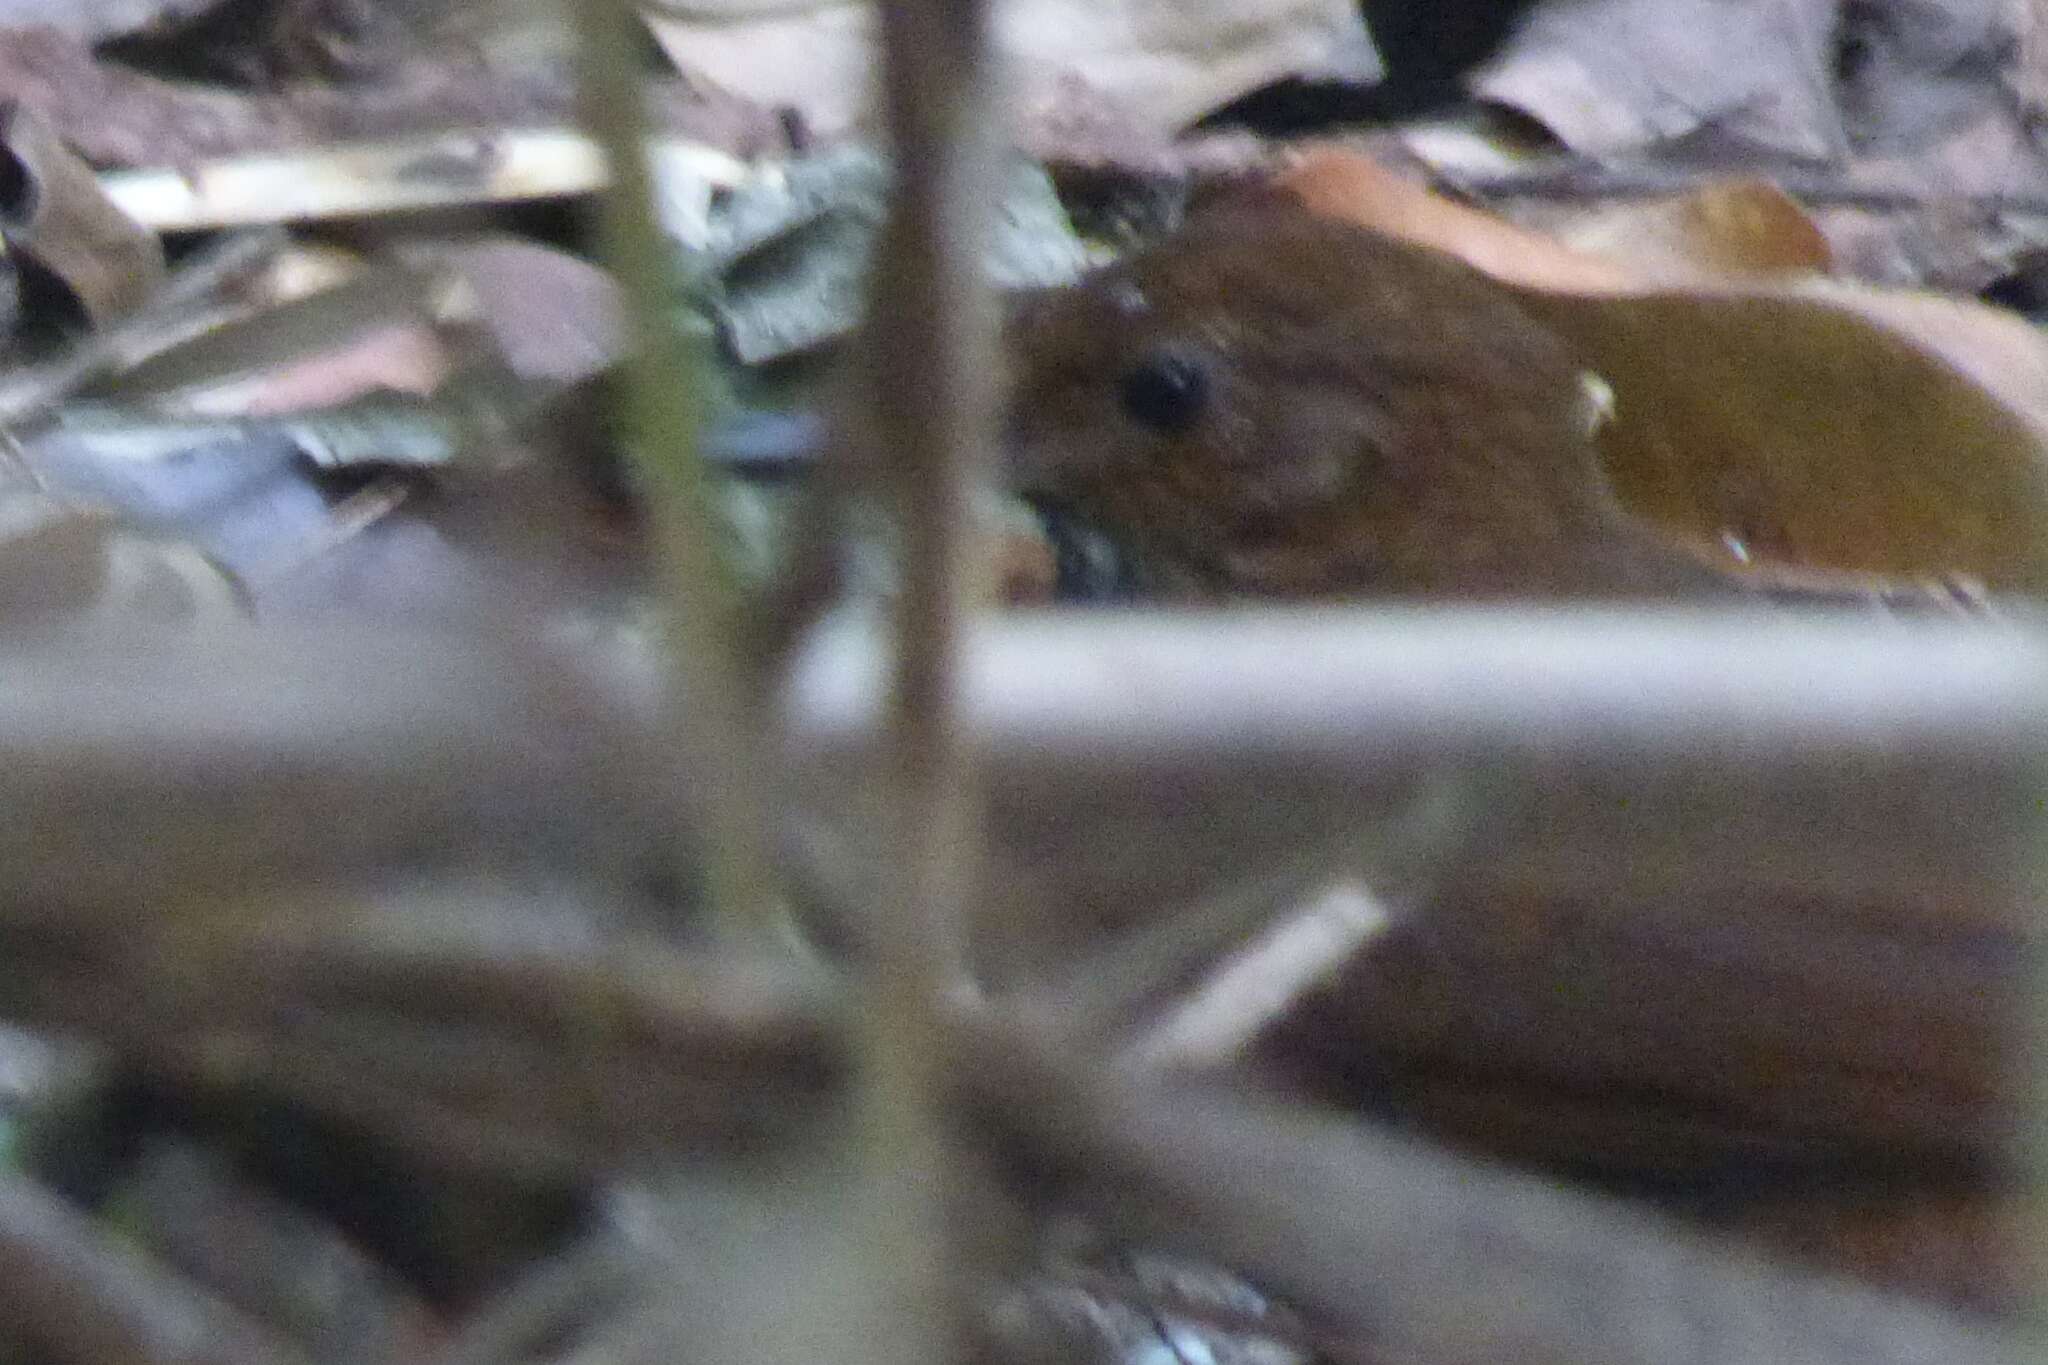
[0, 1172, 312, 1365]
[1442, 163, 2048, 219]
[0, 626, 666, 917]
[954, 1017, 2033, 1365]
[0, 894, 845, 1177]
[788, 607, 2048, 771]
[787, 609, 2048, 936]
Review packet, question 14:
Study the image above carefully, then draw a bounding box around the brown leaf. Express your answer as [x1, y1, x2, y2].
[0, 27, 783, 171]
[0, 100, 164, 323]
[423, 236, 622, 386]
[1276, 148, 1831, 287]
[1277, 148, 1638, 291]
[1543, 178, 1834, 279]
[98, 264, 452, 415]
[643, 0, 1375, 139]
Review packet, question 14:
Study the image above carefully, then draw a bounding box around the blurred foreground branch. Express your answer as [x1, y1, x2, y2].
[851, 0, 1006, 1358]
[0, 1171, 312, 1365]
[0, 897, 845, 1177]
[0, 612, 2035, 1356]
[954, 1017, 2032, 1365]
[574, 0, 783, 940]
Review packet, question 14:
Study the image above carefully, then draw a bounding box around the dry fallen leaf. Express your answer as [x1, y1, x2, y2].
[1541, 179, 1834, 280]
[2010, 0, 2048, 121]
[1277, 148, 1831, 289]
[99, 130, 749, 235]
[0, 27, 782, 172]
[1832, 0, 2016, 150]
[642, 0, 1376, 138]
[95, 265, 454, 416]
[0, 0, 223, 42]
[404, 236, 622, 386]
[1277, 148, 1638, 292]
[1470, 0, 1847, 160]
[0, 100, 164, 324]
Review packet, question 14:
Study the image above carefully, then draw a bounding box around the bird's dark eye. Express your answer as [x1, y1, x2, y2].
[1117, 349, 1210, 433]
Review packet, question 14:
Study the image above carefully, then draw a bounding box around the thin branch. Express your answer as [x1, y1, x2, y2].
[0, 626, 661, 916]
[1050, 767, 1496, 1065]
[788, 608, 2048, 765]
[849, 0, 1007, 1362]
[867, 0, 1003, 986]
[1129, 764, 1508, 1066]
[1116, 878, 1393, 1072]
[0, 227, 283, 425]
[116, 1143, 434, 1360]
[0, 1172, 313, 1365]
[571, 0, 785, 940]
[996, 825, 1382, 1041]
[787, 609, 2048, 920]
[0, 614, 2028, 928]
[0, 906, 846, 1178]
[431, 1234, 640, 1365]
[953, 1019, 2034, 1365]
[1442, 161, 2048, 218]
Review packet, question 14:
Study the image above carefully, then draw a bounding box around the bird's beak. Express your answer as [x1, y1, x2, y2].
[698, 402, 1139, 603]
[701, 399, 1036, 491]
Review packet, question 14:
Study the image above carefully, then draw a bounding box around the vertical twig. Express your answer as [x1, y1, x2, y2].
[571, 0, 784, 939]
[857, 0, 1004, 1360]
[871, 0, 1001, 987]
[2034, 750, 2048, 1345]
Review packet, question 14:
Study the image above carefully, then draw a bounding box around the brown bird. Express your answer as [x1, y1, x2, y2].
[1000, 207, 1860, 605]
[699, 204, 1984, 611]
